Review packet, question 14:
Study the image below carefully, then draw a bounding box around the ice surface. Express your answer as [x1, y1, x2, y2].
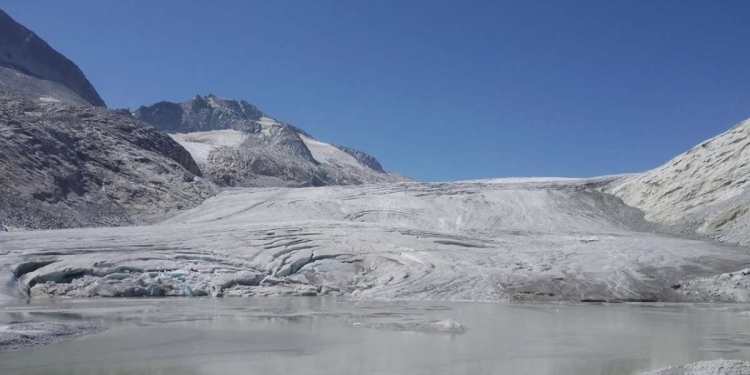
[169, 130, 249, 164]
[2, 180, 749, 302]
[300, 135, 367, 169]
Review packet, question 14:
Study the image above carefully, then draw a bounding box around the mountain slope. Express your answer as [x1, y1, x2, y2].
[0, 97, 215, 230]
[134, 94, 409, 187]
[608, 117, 750, 245]
[0, 10, 105, 107]
[0, 66, 94, 107]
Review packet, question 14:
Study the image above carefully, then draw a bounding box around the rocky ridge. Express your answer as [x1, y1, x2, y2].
[0, 97, 215, 231]
[134, 95, 409, 187]
[0, 10, 105, 107]
[608, 117, 750, 246]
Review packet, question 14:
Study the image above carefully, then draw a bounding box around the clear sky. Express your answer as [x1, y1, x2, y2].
[3, 1, 750, 182]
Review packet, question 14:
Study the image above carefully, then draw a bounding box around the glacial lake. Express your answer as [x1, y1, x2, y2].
[1, 298, 750, 375]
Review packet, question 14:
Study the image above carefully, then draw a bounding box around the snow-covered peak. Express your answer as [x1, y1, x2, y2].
[136, 94, 407, 187]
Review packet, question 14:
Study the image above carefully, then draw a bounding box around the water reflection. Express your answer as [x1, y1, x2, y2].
[0, 298, 749, 375]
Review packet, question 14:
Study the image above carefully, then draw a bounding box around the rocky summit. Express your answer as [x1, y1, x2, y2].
[0, 10, 105, 107]
[134, 94, 409, 187]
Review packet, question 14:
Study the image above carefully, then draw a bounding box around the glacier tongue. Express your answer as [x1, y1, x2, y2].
[134, 95, 410, 187]
[3, 179, 750, 302]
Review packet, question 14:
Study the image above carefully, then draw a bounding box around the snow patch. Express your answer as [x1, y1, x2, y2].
[301, 135, 366, 169]
[258, 116, 281, 126]
[171, 141, 216, 164]
[169, 130, 248, 164]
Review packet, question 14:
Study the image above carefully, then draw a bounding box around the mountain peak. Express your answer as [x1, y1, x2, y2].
[0, 9, 106, 107]
[134, 95, 407, 187]
[135, 95, 269, 133]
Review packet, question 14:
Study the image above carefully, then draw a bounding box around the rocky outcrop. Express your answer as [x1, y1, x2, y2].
[0, 97, 215, 230]
[608, 117, 750, 246]
[135, 94, 409, 187]
[0, 10, 105, 107]
[0, 321, 105, 352]
[334, 144, 385, 172]
[677, 268, 750, 303]
[0, 66, 93, 107]
[643, 360, 750, 375]
[134, 94, 264, 133]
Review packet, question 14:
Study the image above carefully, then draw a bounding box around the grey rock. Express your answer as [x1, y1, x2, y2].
[0, 10, 105, 107]
[607, 117, 750, 246]
[134, 94, 266, 133]
[0, 321, 105, 352]
[333, 144, 385, 173]
[643, 360, 750, 375]
[0, 66, 93, 107]
[678, 268, 750, 302]
[0, 97, 216, 230]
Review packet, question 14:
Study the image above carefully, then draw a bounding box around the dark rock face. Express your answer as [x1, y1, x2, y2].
[0, 97, 215, 230]
[131, 101, 183, 131]
[134, 94, 265, 133]
[135, 95, 408, 187]
[333, 145, 385, 173]
[0, 10, 105, 107]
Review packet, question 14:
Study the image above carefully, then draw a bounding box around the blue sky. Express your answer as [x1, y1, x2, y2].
[3, 1, 750, 181]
